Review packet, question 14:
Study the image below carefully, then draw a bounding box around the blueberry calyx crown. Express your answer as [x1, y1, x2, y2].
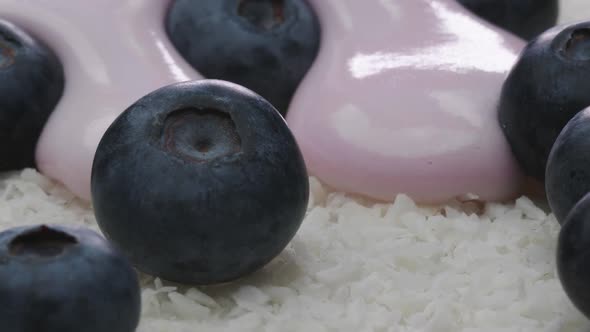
[162, 107, 242, 163]
[563, 28, 590, 61]
[0, 30, 17, 69]
[238, 0, 286, 30]
[9, 225, 78, 257]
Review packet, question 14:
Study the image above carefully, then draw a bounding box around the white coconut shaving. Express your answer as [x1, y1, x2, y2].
[1, 169, 588, 332]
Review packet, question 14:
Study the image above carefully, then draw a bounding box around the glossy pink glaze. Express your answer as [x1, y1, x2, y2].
[0, 0, 525, 203]
[287, 0, 526, 202]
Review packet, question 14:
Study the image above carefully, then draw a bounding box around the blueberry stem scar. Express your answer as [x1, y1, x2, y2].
[564, 29, 590, 61]
[238, 0, 285, 29]
[162, 108, 242, 163]
[9, 225, 77, 257]
[0, 42, 16, 68]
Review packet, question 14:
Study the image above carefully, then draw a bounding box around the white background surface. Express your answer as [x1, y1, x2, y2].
[560, 0, 590, 23]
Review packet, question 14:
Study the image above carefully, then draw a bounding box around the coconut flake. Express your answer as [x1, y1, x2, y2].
[0, 168, 588, 331]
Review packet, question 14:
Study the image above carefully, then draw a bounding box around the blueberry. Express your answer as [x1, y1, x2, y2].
[498, 21, 590, 181]
[91, 80, 309, 285]
[546, 107, 590, 224]
[557, 192, 590, 319]
[457, 0, 558, 40]
[0, 20, 64, 171]
[0, 224, 140, 332]
[165, 0, 321, 116]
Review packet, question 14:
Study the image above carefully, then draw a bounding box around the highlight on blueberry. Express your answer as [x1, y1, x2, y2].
[498, 21, 590, 182]
[165, 0, 321, 115]
[0, 224, 141, 332]
[557, 192, 590, 320]
[91, 79, 309, 285]
[546, 106, 590, 224]
[0, 19, 64, 171]
[457, 0, 558, 40]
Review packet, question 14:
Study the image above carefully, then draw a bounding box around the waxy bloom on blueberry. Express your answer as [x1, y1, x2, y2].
[91, 80, 309, 285]
[0, 224, 140, 332]
[166, 0, 321, 115]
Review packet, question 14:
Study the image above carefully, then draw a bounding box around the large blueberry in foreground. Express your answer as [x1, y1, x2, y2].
[165, 0, 320, 116]
[0, 224, 140, 332]
[457, 0, 558, 40]
[91, 80, 309, 285]
[0, 20, 64, 171]
[557, 192, 590, 319]
[499, 21, 590, 181]
[546, 107, 590, 224]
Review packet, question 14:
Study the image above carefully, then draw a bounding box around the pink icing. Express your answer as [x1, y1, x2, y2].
[287, 0, 526, 202]
[0, 0, 525, 203]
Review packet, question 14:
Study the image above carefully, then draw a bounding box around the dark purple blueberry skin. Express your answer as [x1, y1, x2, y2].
[165, 0, 320, 116]
[91, 80, 309, 285]
[0, 225, 141, 332]
[0, 20, 64, 171]
[546, 107, 590, 225]
[498, 21, 590, 182]
[456, 0, 558, 40]
[557, 192, 590, 319]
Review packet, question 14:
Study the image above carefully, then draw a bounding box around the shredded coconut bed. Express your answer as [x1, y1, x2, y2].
[1, 2, 589, 331]
[0, 169, 588, 331]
